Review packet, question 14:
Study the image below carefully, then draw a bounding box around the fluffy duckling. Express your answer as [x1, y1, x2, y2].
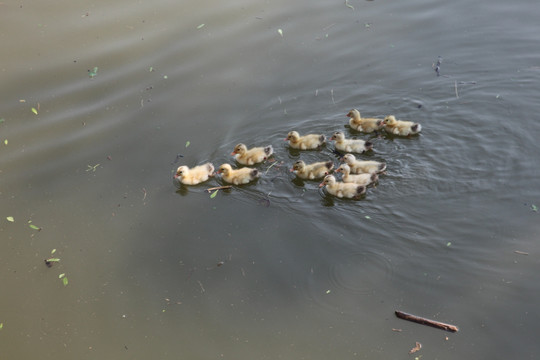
[330, 131, 373, 153]
[382, 115, 422, 136]
[347, 109, 383, 133]
[217, 163, 260, 185]
[174, 163, 215, 185]
[341, 154, 387, 174]
[285, 131, 325, 150]
[335, 164, 378, 186]
[319, 175, 366, 199]
[291, 160, 334, 180]
[231, 143, 274, 165]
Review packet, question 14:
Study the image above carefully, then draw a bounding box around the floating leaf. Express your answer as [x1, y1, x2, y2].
[31, 107, 38, 115]
[47, 258, 61, 262]
[29, 224, 41, 230]
[88, 67, 98, 78]
[51, 249, 57, 255]
[325, 289, 331, 294]
[6, 216, 14, 222]
[365, 215, 371, 219]
[62, 277, 69, 286]
[0, 323, 3, 330]
[277, 28, 283, 37]
[197, 23, 205, 29]
[4, 139, 7, 145]
[163, 75, 168, 79]
[59, 273, 65, 278]
[446, 242, 452, 247]
[149, 66, 154, 72]
[0, 118, 5, 123]
[210, 190, 218, 198]
[185, 141, 190, 148]
[531, 204, 538, 212]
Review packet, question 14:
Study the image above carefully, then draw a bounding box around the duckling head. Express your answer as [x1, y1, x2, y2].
[383, 115, 397, 125]
[174, 165, 189, 179]
[346, 109, 360, 118]
[231, 143, 247, 156]
[341, 153, 356, 164]
[319, 174, 336, 188]
[336, 164, 351, 174]
[330, 131, 345, 141]
[285, 131, 300, 142]
[217, 163, 233, 176]
[291, 160, 305, 172]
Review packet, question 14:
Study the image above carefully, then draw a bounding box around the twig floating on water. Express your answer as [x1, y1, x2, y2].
[454, 80, 459, 98]
[514, 250, 529, 255]
[409, 342, 422, 354]
[331, 88, 335, 104]
[395, 310, 459, 332]
[205, 186, 232, 192]
[345, 0, 355, 10]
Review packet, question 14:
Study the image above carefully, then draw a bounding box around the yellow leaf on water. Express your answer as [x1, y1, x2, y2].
[277, 28, 283, 37]
[31, 107, 38, 115]
[6, 216, 14, 222]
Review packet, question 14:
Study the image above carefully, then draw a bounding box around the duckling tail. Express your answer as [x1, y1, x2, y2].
[325, 161, 334, 170]
[379, 163, 387, 173]
[357, 186, 366, 195]
[264, 145, 274, 156]
[411, 124, 422, 133]
[251, 169, 260, 179]
[364, 141, 374, 151]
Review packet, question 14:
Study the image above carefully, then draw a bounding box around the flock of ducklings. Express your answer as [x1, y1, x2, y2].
[173, 109, 422, 199]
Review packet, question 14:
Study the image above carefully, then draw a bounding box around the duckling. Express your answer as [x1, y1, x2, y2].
[291, 160, 334, 180]
[341, 153, 387, 174]
[319, 174, 366, 199]
[335, 164, 378, 186]
[174, 163, 215, 185]
[346, 109, 383, 133]
[382, 115, 422, 136]
[231, 143, 274, 165]
[285, 131, 325, 150]
[330, 131, 373, 153]
[217, 163, 260, 185]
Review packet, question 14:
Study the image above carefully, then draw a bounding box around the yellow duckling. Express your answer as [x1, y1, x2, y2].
[346, 109, 383, 133]
[330, 131, 373, 153]
[319, 175, 366, 199]
[335, 164, 378, 186]
[291, 160, 334, 180]
[174, 163, 215, 185]
[231, 143, 274, 165]
[217, 163, 260, 185]
[341, 154, 387, 174]
[285, 131, 326, 150]
[382, 115, 422, 136]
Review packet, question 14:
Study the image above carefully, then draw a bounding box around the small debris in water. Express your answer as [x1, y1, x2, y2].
[277, 28, 283, 37]
[409, 342, 422, 354]
[6, 216, 14, 222]
[88, 67, 98, 78]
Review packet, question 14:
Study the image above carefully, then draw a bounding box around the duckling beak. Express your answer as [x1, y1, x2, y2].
[284, 137, 288, 141]
[318, 182, 325, 188]
[173, 174, 179, 179]
[230, 151, 236, 156]
[290, 168, 295, 172]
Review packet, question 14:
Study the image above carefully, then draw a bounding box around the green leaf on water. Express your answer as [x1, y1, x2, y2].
[325, 289, 331, 294]
[531, 204, 538, 212]
[47, 258, 60, 262]
[6, 216, 14, 222]
[185, 141, 190, 148]
[210, 190, 218, 198]
[163, 75, 168, 79]
[446, 242, 452, 247]
[277, 28, 283, 37]
[31, 107, 38, 115]
[149, 66, 154, 72]
[365, 215, 371, 219]
[4, 139, 7, 145]
[59, 273, 65, 278]
[29, 224, 41, 230]
[0, 118, 5, 123]
[197, 23, 205, 29]
[51, 249, 56, 255]
[88, 67, 98, 78]
[0, 323, 3, 330]
[62, 277, 69, 286]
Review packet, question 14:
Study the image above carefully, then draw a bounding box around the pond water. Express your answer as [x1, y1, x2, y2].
[1, 0, 540, 358]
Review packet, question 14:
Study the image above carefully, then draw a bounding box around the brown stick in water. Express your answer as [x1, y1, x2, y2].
[395, 310, 459, 333]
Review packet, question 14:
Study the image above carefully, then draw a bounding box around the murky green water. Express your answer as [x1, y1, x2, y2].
[1, 0, 540, 358]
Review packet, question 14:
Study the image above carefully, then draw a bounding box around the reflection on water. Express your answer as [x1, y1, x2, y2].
[2, 0, 540, 358]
